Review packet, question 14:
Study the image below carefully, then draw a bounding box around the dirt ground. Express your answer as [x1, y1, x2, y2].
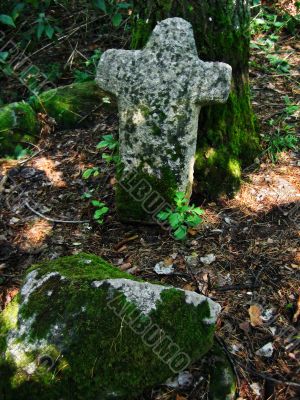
[0, 5, 299, 400]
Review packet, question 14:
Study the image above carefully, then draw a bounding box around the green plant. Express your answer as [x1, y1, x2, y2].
[4, 144, 32, 160]
[284, 96, 300, 116]
[265, 130, 298, 162]
[73, 49, 103, 83]
[82, 167, 100, 179]
[97, 134, 120, 164]
[157, 192, 204, 240]
[91, 199, 109, 224]
[81, 189, 95, 199]
[34, 12, 58, 39]
[266, 54, 290, 73]
[73, 69, 92, 83]
[93, 0, 132, 27]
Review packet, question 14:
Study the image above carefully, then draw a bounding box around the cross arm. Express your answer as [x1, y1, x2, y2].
[194, 61, 232, 106]
[96, 49, 137, 96]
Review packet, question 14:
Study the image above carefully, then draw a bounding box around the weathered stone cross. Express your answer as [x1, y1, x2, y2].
[96, 17, 232, 222]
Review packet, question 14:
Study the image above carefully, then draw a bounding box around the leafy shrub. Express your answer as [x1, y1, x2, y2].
[157, 192, 204, 240]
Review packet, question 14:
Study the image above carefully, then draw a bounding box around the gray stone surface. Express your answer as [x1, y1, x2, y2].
[96, 17, 232, 217]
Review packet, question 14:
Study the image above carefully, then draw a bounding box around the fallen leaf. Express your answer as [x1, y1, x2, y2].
[188, 228, 198, 236]
[176, 395, 187, 400]
[293, 294, 300, 323]
[249, 304, 263, 327]
[164, 257, 174, 266]
[183, 283, 196, 291]
[110, 177, 117, 186]
[120, 262, 132, 271]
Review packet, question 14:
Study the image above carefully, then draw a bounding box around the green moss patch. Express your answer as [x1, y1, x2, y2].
[0, 102, 38, 156]
[29, 81, 115, 129]
[0, 253, 218, 399]
[116, 167, 178, 222]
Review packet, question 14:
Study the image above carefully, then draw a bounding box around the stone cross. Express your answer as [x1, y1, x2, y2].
[96, 17, 232, 222]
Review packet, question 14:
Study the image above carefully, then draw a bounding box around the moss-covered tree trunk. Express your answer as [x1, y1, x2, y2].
[131, 0, 260, 198]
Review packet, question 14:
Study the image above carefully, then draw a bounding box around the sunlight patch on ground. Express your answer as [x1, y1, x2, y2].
[32, 157, 66, 188]
[13, 219, 52, 251]
[230, 154, 300, 215]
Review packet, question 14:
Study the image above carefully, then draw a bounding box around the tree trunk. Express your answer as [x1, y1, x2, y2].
[131, 0, 260, 199]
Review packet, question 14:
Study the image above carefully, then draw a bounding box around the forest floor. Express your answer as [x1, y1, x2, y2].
[0, 4, 299, 400]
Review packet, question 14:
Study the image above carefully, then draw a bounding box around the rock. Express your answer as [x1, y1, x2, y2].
[255, 342, 274, 358]
[165, 370, 193, 389]
[96, 17, 231, 222]
[154, 261, 174, 275]
[0, 253, 221, 399]
[200, 254, 216, 265]
[208, 343, 236, 400]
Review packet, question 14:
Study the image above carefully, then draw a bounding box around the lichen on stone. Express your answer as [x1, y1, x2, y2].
[0, 253, 221, 399]
[96, 18, 231, 221]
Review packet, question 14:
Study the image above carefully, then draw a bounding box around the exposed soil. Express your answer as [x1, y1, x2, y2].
[0, 3, 299, 400]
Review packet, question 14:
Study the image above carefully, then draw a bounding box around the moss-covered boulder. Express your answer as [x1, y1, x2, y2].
[0, 81, 115, 157]
[0, 102, 38, 156]
[29, 81, 115, 129]
[0, 253, 220, 400]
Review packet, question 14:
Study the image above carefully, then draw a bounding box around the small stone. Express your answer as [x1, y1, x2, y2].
[154, 261, 174, 275]
[255, 342, 274, 358]
[250, 382, 262, 397]
[9, 217, 20, 224]
[200, 253, 216, 265]
[185, 254, 198, 267]
[165, 371, 193, 388]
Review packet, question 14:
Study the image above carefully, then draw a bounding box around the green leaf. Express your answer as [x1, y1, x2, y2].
[0, 14, 16, 28]
[83, 168, 94, 179]
[112, 13, 122, 27]
[169, 213, 182, 229]
[91, 200, 105, 207]
[174, 225, 187, 240]
[81, 192, 92, 199]
[94, 0, 107, 13]
[157, 211, 170, 221]
[175, 192, 186, 201]
[94, 207, 109, 219]
[45, 24, 54, 39]
[193, 207, 204, 215]
[12, 3, 25, 20]
[117, 2, 132, 9]
[36, 22, 44, 39]
[186, 214, 202, 227]
[97, 141, 109, 149]
[0, 52, 9, 62]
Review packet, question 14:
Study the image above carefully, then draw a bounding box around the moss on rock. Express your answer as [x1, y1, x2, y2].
[195, 86, 260, 199]
[208, 343, 236, 400]
[0, 253, 220, 399]
[130, 0, 261, 199]
[29, 81, 115, 129]
[116, 166, 178, 222]
[0, 102, 38, 156]
[0, 82, 115, 157]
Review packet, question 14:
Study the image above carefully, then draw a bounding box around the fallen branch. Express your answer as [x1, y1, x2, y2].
[24, 202, 89, 224]
[238, 362, 300, 388]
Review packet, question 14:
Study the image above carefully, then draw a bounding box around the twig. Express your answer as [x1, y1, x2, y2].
[24, 202, 89, 224]
[214, 283, 260, 292]
[114, 235, 139, 250]
[241, 364, 300, 388]
[0, 175, 8, 194]
[18, 150, 45, 165]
